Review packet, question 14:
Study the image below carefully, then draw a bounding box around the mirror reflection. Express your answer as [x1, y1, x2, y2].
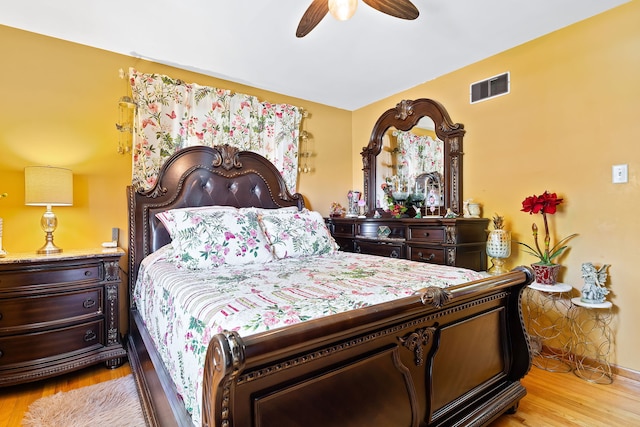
[375, 116, 445, 215]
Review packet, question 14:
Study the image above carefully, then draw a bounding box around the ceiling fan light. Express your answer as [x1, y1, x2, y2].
[328, 0, 358, 21]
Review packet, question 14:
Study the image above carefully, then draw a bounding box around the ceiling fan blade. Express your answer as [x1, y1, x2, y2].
[362, 0, 419, 20]
[296, 0, 330, 38]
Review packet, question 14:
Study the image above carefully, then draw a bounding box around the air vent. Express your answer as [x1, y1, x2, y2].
[470, 72, 510, 104]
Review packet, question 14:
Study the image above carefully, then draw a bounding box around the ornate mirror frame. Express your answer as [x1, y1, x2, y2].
[361, 98, 466, 216]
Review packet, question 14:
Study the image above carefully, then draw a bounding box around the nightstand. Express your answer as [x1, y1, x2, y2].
[0, 248, 127, 386]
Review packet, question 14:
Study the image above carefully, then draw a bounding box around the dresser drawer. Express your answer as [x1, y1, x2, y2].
[330, 222, 355, 237]
[0, 288, 103, 333]
[407, 226, 445, 243]
[0, 263, 101, 288]
[0, 320, 104, 366]
[355, 240, 404, 259]
[407, 246, 446, 264]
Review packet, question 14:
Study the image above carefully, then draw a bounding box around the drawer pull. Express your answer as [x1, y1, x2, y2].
[0, 313, 3, 321]
[84, 270, 93, 277]
[423, 232, 430, 237]
[390, 250, 399, 258]
[83, 298, 96, 309]
[84, 330, 97, 342]
[417, 252, 435, 261]
[0, 349, 3, 358]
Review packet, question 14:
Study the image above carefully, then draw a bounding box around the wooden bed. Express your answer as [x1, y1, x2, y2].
[127, 144, 533, 427]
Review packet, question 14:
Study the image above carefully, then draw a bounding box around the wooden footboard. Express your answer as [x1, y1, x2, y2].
[202, 268, 533, 427]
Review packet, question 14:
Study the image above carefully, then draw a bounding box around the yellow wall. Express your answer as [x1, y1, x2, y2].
[0, 25, 352, 257]
[1, 1, 639, 373]
[353, 2, 640, 372]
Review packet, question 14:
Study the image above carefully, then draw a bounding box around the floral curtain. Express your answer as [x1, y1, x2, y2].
[394, 130, 444, 184]
[129, 68, 302, 192]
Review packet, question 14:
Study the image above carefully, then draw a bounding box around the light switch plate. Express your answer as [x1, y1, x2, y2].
[612, 164, 628, 184]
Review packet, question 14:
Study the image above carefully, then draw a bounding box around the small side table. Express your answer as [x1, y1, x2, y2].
[568, 298, 614, 384]
[525, 282, 573, 372]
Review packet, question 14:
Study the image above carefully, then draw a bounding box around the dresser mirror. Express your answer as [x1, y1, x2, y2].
[361, 98, 466, 217]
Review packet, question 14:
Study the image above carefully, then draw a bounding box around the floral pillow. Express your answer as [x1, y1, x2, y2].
[156, 207, 274, 269]
[156, 205, 237, 235]
[258, 209, 339, 259]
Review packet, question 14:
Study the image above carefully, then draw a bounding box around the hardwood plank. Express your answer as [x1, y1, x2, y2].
[0, 362, 639, 426]
[492, 366, 640, 426]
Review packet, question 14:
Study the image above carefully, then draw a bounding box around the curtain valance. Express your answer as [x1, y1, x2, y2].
[130, 68, 302, 192]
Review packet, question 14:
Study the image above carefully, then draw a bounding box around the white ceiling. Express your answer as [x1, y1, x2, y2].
[1, 0, 628, 111]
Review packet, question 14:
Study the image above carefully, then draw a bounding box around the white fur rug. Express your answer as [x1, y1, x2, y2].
[22, 374, 145, 427]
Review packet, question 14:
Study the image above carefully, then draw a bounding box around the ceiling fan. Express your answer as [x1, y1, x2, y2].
[296, 0, 419, 38]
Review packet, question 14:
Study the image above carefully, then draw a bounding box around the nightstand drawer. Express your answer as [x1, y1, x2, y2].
[407, 246, 446, 264]
[0, 288, 103, 332]
[355, 240, 404, 259]
[407, 226, 445, 243]
[0, 319, 104, 366]
[0, 264, 101, 288]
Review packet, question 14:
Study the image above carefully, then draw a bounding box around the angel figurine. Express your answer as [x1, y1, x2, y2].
[580, 262, 610, 304]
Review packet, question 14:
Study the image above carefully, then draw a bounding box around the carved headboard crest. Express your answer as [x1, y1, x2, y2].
[213, 144, 243, 171]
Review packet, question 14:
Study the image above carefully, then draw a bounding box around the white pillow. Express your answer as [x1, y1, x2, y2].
[258, 209, 339, 259]
[155, 207, 274, 270]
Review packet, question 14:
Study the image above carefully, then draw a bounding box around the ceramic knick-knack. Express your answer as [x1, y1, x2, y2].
[464, 199, 481, 218]
[580, 262, 610, 304]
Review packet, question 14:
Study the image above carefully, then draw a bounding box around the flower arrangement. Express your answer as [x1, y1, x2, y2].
[329, 202, 346, 217]
[380, 183, 407, 218]
[518, 191, 577, 266]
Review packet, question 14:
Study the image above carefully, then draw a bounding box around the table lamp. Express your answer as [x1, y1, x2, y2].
[24, 166, 73, 254]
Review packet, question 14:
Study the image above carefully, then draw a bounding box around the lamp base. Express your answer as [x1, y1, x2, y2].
[487, 257, 509, 275]
[37, 231, 62, 255]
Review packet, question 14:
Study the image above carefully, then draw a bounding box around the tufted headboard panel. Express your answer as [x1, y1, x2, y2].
[127, 145, 304, 297]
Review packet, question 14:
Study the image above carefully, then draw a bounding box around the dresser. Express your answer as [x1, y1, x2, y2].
[0, 248, 127, 386]
[326, 217, 489, 271]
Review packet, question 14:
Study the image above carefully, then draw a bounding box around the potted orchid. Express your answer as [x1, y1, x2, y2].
[517, 191, 577, 284]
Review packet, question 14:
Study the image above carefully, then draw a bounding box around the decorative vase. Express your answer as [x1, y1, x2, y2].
[531, 263, 561, 285]
[486, 229, 511, 275]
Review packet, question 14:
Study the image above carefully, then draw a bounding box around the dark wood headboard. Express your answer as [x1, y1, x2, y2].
[127, 145, 304, 297]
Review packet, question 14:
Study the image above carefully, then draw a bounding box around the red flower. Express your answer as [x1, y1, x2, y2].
[521, 192, 563, 215]
[518, 191, 576, 265]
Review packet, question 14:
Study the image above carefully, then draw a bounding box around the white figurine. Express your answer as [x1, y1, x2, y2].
[580, 262, 610, 304]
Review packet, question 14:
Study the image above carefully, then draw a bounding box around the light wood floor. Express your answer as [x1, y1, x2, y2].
[0, 363, 132, 427]
[1, 362, 639, 426]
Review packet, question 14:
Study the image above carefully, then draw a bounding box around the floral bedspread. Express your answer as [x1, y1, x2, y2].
[134, 247, 484, 426]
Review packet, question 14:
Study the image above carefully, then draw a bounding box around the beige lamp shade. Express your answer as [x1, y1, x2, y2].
[24, 166, 73, 206]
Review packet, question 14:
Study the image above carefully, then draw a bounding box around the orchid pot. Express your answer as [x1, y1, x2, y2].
[531, 263, 561, 285]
